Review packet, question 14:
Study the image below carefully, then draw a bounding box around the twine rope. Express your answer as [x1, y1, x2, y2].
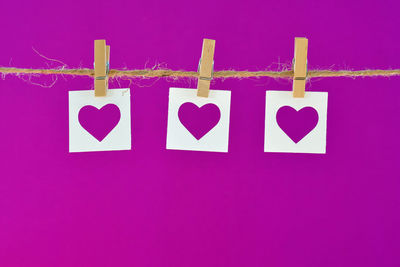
[1, 67, 400, 79]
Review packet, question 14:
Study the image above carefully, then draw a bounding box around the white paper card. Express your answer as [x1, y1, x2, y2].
[69, 88, 131, 153]
[166, 87, 231, 153]
[264, 90, 328, 154]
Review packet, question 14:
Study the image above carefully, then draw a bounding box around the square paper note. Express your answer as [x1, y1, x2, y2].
[264, 90, 328, 154]
[166, 87, 231, 153]
[69, 88, 131, 153]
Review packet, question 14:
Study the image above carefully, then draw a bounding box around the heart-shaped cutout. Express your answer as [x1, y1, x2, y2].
[178, 102, 221, 140]
[276, 106, 319, 143]
[78, 104, 121, 142]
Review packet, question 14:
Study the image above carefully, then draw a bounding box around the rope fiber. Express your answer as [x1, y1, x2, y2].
[1, 67, 400, 79]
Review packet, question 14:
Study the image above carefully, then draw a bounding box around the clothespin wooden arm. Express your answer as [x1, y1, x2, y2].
[292, 37, 308, 98]
[94, 40, 110, 97]
[197, 39, 215, 98]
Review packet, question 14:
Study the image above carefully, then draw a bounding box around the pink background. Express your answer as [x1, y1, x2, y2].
[1, 0, 400, 266]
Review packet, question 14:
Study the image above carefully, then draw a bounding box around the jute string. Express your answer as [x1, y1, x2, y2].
[1, 67, 400, 78]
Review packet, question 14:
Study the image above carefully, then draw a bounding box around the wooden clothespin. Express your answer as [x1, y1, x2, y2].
[197, 39, 215, 97]
[292, 37, 308, 98]
[94, 40, 110, 97]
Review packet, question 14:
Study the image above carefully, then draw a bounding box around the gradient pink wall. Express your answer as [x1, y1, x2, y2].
[1, 0, 399, 266]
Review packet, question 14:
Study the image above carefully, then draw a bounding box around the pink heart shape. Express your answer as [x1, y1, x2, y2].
[78, 104, 121, 142]
[178, 102, 221, 140]
[276, 106, 319, 143]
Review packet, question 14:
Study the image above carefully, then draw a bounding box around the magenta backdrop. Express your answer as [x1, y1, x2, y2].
[1, 0, 400, 266]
